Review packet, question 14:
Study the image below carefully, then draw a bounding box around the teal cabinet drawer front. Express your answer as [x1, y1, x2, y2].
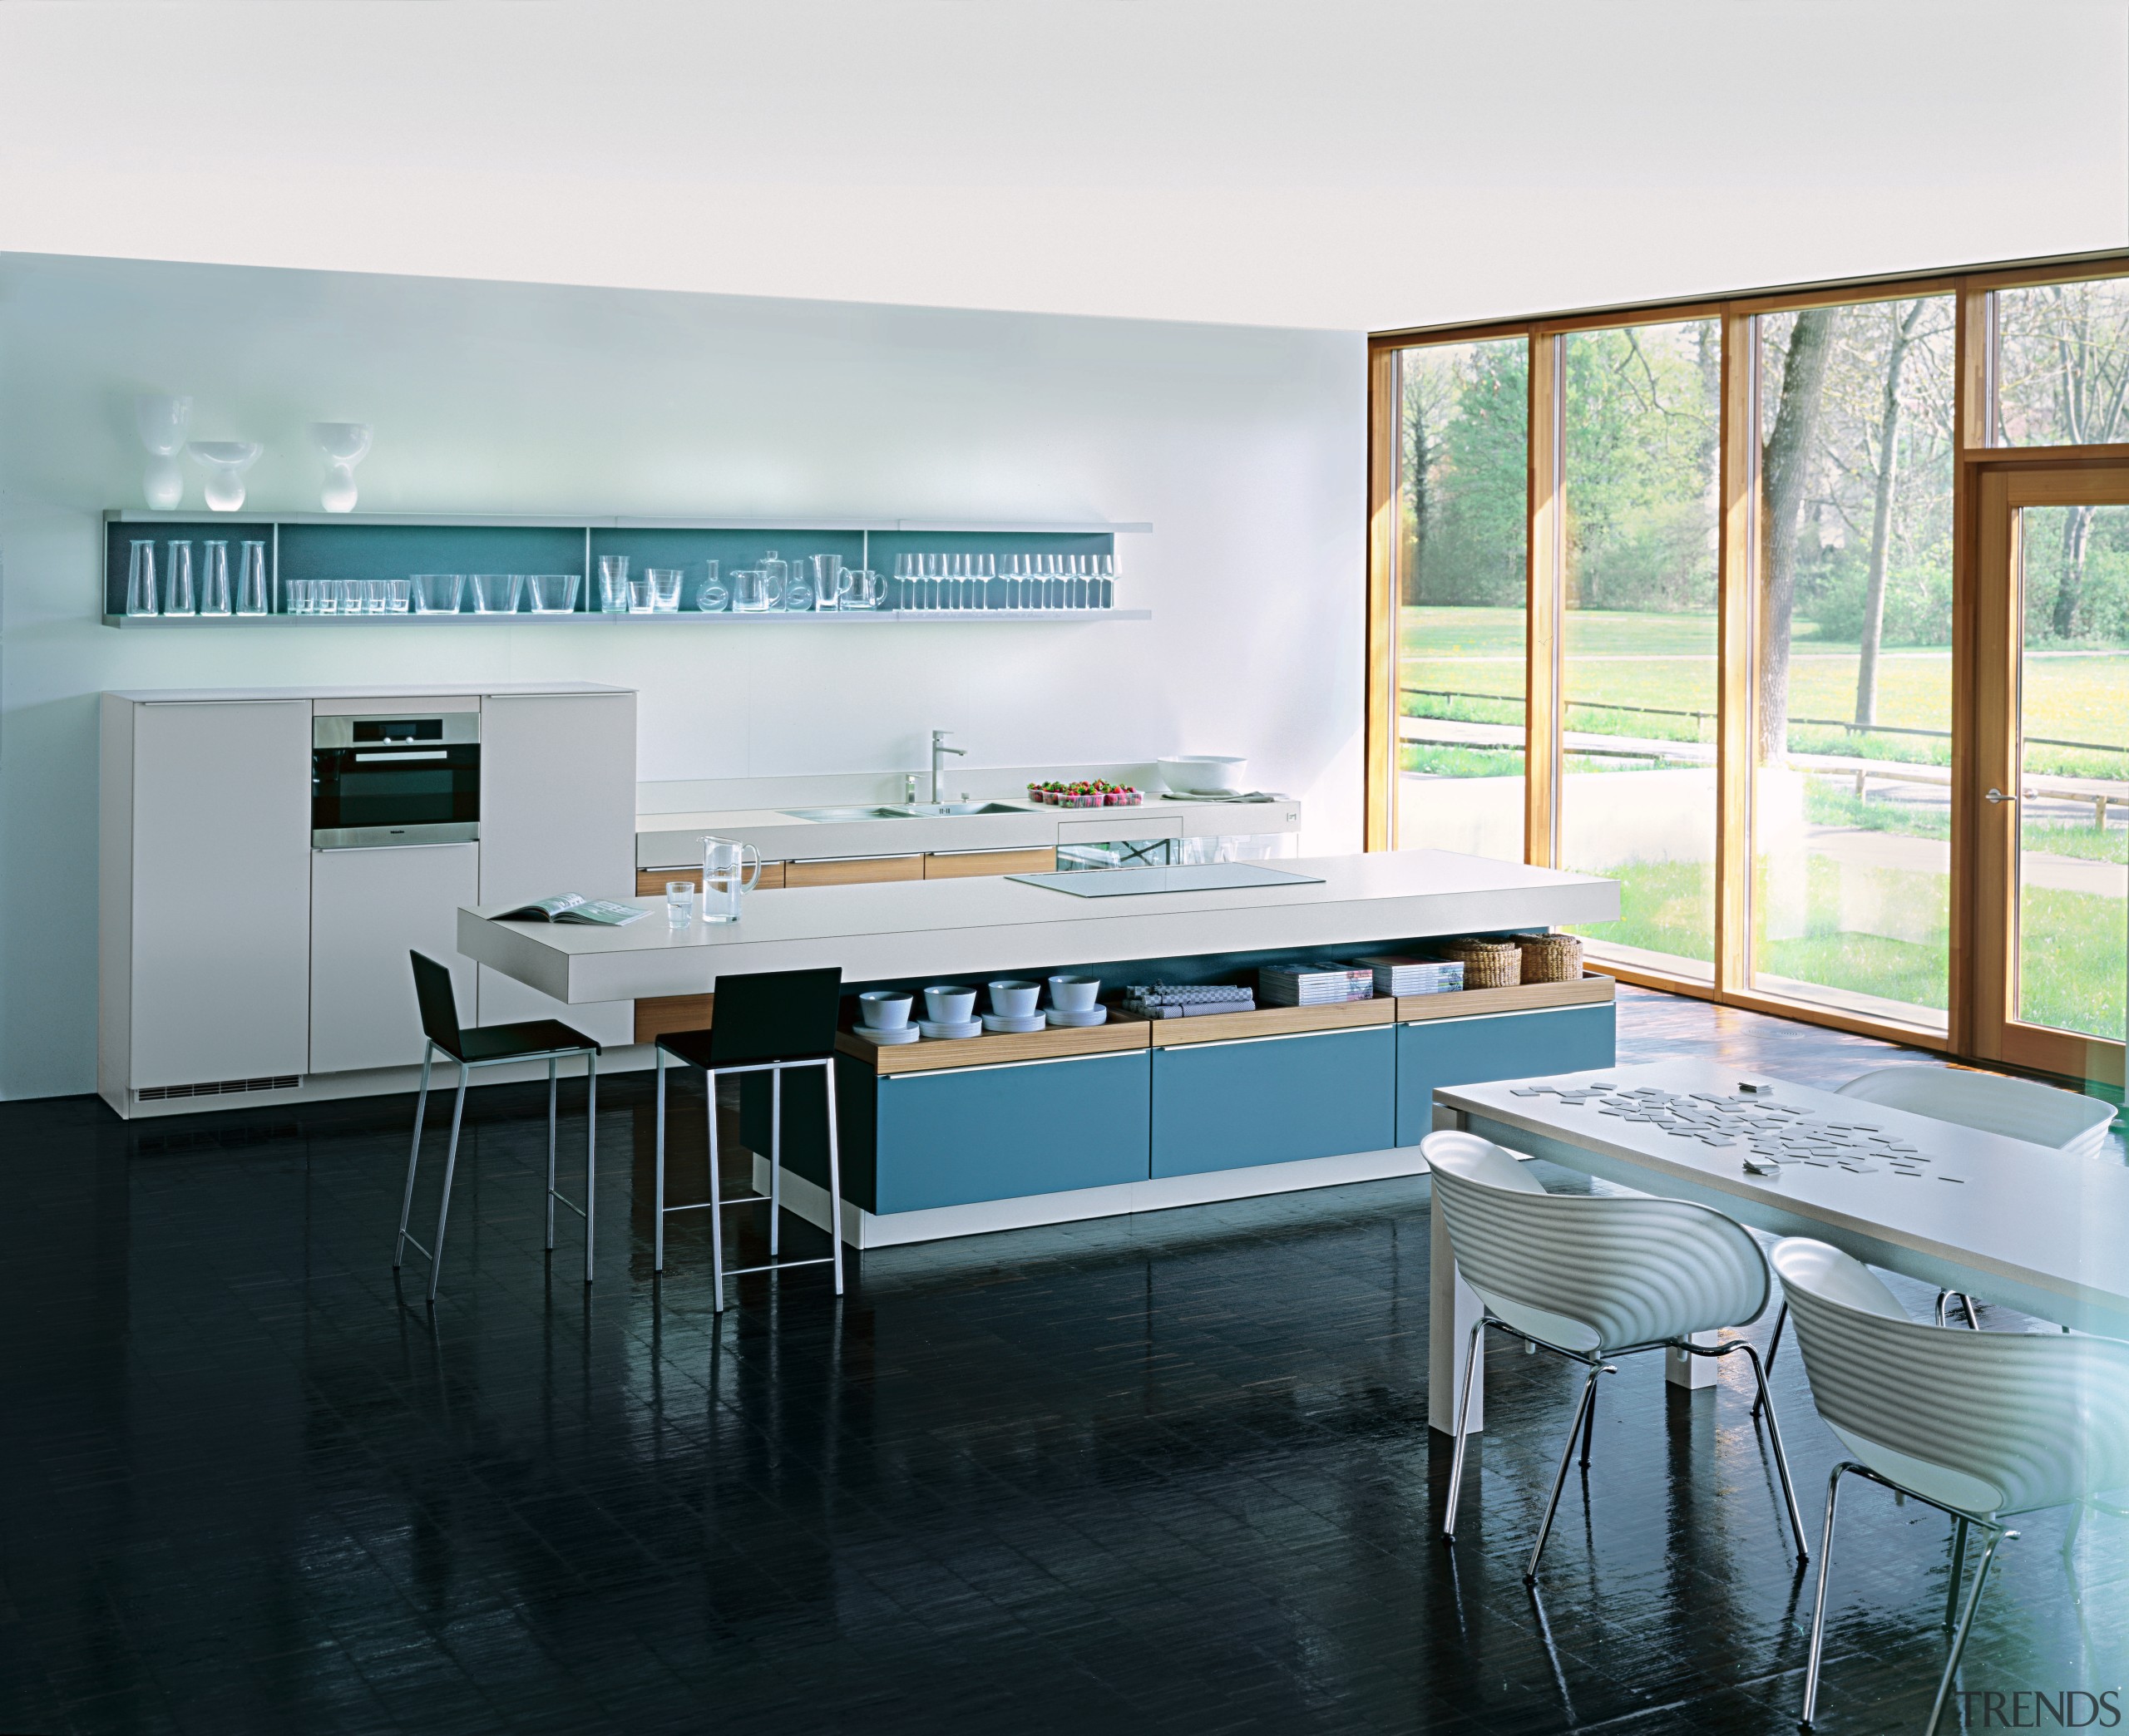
[1395, 1003, 1616, 1146]
[1151, 1027, 1395, 1179]
[876, 1053, 1151, 1214]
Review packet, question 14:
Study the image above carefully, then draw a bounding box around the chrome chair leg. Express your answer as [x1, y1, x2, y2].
[1927, 1527, 2010, 1736]
[822, 1056, 845, 1296]
[1752, 1300, 1786, 1419]
[1801, 1462, 1850, 1729]
[1945, 1516, 1968, 1630]
[583, 1053, 596, 1285]
[427, 1063, 471, 1305]
[653, 1048, 667, 1275]
[1525, 1361, 1605, 1585]
[1958, 1292, 1981, 1330]
[395, 1043, 435, 1268]
[545, 1058, 558, 1252]
[1736, 1340, 1810, 1561]
[1442, 1318, 1486, 1542]
[707, 1065, 727, 1311]
[1578, 1373, 1597, 1469]
[768, 1065, 783, 1260]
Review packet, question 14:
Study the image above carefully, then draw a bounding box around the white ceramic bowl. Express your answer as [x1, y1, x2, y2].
[924, 984, 977, 1024]
[988, 980, 1040, 1018]
[1158, 755, 1247, 795]
[1047, 974, 1100, 1012]
[859, 990, 913, 1031]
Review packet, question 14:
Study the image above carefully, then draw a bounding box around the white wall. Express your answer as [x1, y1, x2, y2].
[0, 252, 1365, 1100]
[0, 2, 2121, 332]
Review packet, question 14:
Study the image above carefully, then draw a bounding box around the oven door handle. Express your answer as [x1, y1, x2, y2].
[352, 749, 449, 761]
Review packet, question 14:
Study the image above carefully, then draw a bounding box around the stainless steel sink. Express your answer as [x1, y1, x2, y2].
[780, 801, 1028, 821]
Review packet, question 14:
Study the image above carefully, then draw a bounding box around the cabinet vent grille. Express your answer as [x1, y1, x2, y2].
[139, 1074, 302, 1102]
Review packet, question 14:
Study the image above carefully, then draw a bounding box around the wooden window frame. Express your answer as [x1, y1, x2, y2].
[1366, 245, 2129, 1071]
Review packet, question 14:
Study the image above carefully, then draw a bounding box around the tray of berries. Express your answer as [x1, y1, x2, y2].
[1026, 779, 1143, 808]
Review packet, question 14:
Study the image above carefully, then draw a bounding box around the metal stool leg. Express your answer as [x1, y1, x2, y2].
[654, 1048, 667, 1274]
[707, 1065, 727, 1311]
[545, 1058, 558, 1252]
[1801, 1465, 1849, 1729]
[583, 1053, 597, 1285]
[768, 1064, 783, 1259]
[1752, 1300, 1786, 1419]
[395, 1043, 435, 1268]
[822, 1056, 845, 1296]
[427, 1063, 471, 1304]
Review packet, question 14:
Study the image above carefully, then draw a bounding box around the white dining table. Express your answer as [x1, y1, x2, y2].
[1427, 1058, 2129, 1434]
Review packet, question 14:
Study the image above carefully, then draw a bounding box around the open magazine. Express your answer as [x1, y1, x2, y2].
[498, 893, 650, 926]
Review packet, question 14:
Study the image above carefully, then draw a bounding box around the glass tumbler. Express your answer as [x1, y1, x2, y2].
[341, 579, 368, 614]
[665, 880, 695, 929]
[385, 579, 411, 614]
[596, 554, 630, 613]
[471, 573, 522, 614]
[197, 541, 231, 615]
[810, 553, 843, 611]
[126, 540, 158, 617]
[526, 573, 581, 614]
[283, 581, 311, 615]
[313, 579, 338, 615]
[236, 541, 270, 614]
[163, 541, 195, 615]
[648, 568, 683, 612]
[628, 576, 656, 614]
[411, 573, 463, 614]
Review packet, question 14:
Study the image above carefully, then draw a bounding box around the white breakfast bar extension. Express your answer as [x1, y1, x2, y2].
[459, 850, 1619, 1247]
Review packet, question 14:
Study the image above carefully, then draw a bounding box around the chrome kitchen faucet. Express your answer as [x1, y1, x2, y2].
[930, 729, 966, 803]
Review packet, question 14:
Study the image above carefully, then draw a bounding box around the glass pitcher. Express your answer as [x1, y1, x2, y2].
[733, 568, 783, 613]
[700, 836, 762, 923]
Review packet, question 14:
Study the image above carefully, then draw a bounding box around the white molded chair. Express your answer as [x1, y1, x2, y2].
[1836, 1065, 2114, 1331]
[1422, 1130, 1810, 1583]
[1772, 1237, 2129, 1736]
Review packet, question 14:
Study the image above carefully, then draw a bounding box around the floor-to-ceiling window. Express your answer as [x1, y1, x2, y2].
[1749, 296, 1957, 1031]
[1557, 318, 1722, 981]
[1365, 253, 2129, 1087]
[1387, 337, 1529, 861]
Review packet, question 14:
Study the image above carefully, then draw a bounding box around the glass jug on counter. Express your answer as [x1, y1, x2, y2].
[700, 836, 763, 923]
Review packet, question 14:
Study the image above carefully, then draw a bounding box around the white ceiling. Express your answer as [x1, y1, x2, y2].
[2, 0, 2124, 332]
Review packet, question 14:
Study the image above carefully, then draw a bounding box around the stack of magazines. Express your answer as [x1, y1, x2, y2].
[1348, 954, 1465, 996]
[1258, 962, 1376, 1006]
[1119, 984, 1256, 1019]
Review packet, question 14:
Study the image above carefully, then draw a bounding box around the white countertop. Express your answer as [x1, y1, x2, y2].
[459, 849, 1618, 1004]
[108, 681, 631, 702]
[635, 795, 1303, 864]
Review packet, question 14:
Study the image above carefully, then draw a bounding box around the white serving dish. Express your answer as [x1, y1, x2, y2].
[1158, 755, 1247, 795]
[981, 1012, 1047, 1033]
[918, 1018, 984, 1040]
[1045, 1006, 1109, 1027]
[864, 1023, 921, 1044]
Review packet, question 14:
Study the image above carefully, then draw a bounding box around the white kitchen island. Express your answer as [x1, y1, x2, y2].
[460, 851, 1624, 1249]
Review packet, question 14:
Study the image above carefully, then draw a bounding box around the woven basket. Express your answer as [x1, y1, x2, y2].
[1515, 932, 1583, 984]
[1439, 938, 1520, 989]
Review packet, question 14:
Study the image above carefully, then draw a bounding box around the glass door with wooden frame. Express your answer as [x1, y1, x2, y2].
[1973, 464, 2129, 1093]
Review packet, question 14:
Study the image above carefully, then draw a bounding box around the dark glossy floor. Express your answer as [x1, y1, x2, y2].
[4, 988, 2123, 1735]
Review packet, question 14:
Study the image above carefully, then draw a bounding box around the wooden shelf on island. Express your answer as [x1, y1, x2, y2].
[837, 1018, 1150, 1075]
[1123, 997, 1395, 1048]
[1395, 971, 1614, 1023]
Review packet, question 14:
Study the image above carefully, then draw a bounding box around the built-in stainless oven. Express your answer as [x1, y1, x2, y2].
[312, 713, 481, 848]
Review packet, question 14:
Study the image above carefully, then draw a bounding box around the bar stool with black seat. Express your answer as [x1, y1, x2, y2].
[393, 950, 603, 1304]
[653, 965, 845, 1310]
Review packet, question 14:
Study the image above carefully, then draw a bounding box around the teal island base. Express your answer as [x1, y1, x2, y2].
[739, 978, 1615, 1248]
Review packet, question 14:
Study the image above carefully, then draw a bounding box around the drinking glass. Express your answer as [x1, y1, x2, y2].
[164, 541, 195, 615]
[368, 580, 393, 614]
[977, 552, 995, 609]
[665, 879, 695, 929]
[760, 550, 788, 592]
[236, 541, 269, 614]
[596, 553, 630, 613]
[527, 573, 581, 614]
[471, 573, 522, 614]
[282, 581, 309, 615]
[126, 540, 158, 617]
[628, 576, 656, 614]
[1097, 552, 1115, 609]
[195, 541, 231, 615]
[385, 579, 411, 614]
[314, 579, 338, 615]
[411, 573, 463, 614]
[648, 568, 683, 612]
[340, 579, 368, 614]
[811, 553, 843, 612]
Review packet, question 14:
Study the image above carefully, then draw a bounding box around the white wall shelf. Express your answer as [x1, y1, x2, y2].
[101, 608, 1153, 628]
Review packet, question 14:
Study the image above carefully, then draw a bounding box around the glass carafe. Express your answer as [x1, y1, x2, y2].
[700, 836, 763, 923]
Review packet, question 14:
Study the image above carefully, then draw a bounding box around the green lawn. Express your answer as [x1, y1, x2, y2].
[1400, 606, 2129, 773]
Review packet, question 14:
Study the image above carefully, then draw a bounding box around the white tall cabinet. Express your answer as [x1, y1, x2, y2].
[100, 683, 636, 1117]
